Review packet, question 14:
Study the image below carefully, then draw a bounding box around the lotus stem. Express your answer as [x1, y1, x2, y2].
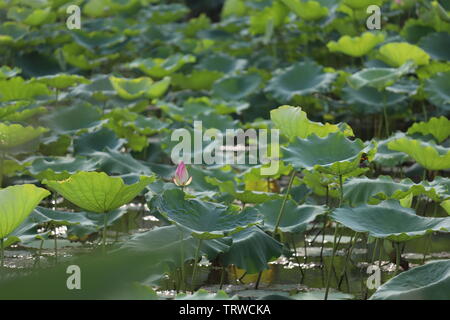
[382, 92, 389, 137]
[191, 238, 202, 290]
[219, 267, 225, 290]
[273, 170, 296, 235]
[54, 226, 58, 264]
[338, 174, 344, 207]
[0, 152, 4, 188]
[255, 271, 263, 290]
[290, 234, 305, 283]
[0, 237, 4, 269]
[338, 232, 358, 290]
[178, 226, 186, 291]
[395, 242, 401, 273]
[102, 213, 108, 255]
[324, 223, 340, 300]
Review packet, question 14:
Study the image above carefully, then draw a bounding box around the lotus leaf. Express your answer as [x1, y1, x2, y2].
[327, 32, 385, 57]
[378, 42, 430, 67]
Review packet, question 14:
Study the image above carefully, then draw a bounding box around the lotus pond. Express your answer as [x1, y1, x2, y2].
[0, 0, 449, 300]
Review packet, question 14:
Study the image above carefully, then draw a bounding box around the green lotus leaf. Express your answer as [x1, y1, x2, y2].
[265, 61, 336, 102]
[0, 123, 48, 150]
[74, 127, 126, 155]
[249, 0, 288, 35]
[171, 70, 223, 90]
[212, 73, 261, 101]
[71, 30, 126, 51]
[370, 259, 450, 300]
[347, 61, 414, 90]
[0, 184, 50, 239]
[270, 105, 353, 141]
[342, 86, 407, 114]
[43, 171, 155, 213]
[441, 200, 450, 215]
[417, 61, 450, 80]
[129, 54, 196, 79]
[282, 131, 376, 175]
[256, 199, 325, 234]
[419, 32, 450, 61]
[61, 43, 109, 70]
[221, 226, 283, 274]
[407, 117, 450, 143]
[0, 101, 47, 121]
[281, 0, 328, 21]
[118, 224, 231, 270]
[0, 77, 51, 102]
[39, 104, 103, 134]
[91, 149, 154, 176]
[176, 289, 235, 300]
[424, 71, 450, 111]
[28, 156, 100, 181]
[109, 76, 170, 100]
[147, 3, 189, 24]
[373, 135, 410, 167]
[342, 0, 383, 10]
[196, 53, 247, 74]
[327, 32, 385, 57]
[378, 42, 430, 67]
[343, 175, 446, 206]
[33, 74, 90, 90]
[7, 6, 54, 26]
[0, 66, 21, 79]
[331, 200, 450, 242]
[153, 188, 262, 240]
[0, 21, 28, 43]
[387, 137, 450, 170]
[39, 134, 71, 157]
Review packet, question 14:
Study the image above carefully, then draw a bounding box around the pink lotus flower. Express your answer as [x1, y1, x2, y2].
[173, 161, 192, 187]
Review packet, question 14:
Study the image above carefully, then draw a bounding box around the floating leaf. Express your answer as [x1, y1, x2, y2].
[33, 74, 90, 90]
[109, 76, 170, 100]
[28, 156, 100, 181]
[378, 42, 430, 67]
[370, 259, 450, 300]
[0, 185, 50, 239]
[212, 73, 261, 101]
[281, 0, 328, 21]
[265, 61, 336, 102]
[0, 123, 48, 151]
[419, 32, 450, 61]
[43, 171, 155, 213]
[388, 137, 450, 170]
[331, 200, 450, 242]
[424, 71, 450, 111]
[327, 32, 385, 57]
[0, 77, 50, 102]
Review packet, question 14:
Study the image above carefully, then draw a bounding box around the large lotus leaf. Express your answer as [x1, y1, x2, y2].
[39, 104, 103, 134]
[407, 117, 450, 143]
[33, 74, 90, 90]
[221, 226, 283, 274]
[342, 0, 383, 10]
[373, 135, 410, 167]
[425, 71, 450, 111]
[212, 73, 261, 101]
[70, 74, 116, 101]
[91, 149, 154, 176]
[7, 6, 54, 26]
[442, 200, 450, 215]
[343, 175, 446, 206]
[419, 32, 450, 61]
[129, 54, 196, 78]
[43, 171, 155, 213]
[0, 123, 48, 150]
[342, 86, 407, 114]
[378, 42, 430, 67]
[110, 76, 170, 100]
[171, 69, 223, 91]
[327, 32, 385, 57]
[370, 259, 450, 300]
[281, 0, 328, 21]
[196, 53, 247, 74]
[0, 184, 50, 239]
[28, 156, 100, 181]
[153, 189, 262, 240]
[0, 77, 51, 102]
[331, 200, 450, 242]
[387, 137, 450, 170]
[270, 105, 353, 141]
[39, 134, 71, 157]
[71, 30, 126, 51]
[0, 66, 21, 79]
[256, 199, 325, 234]
[118, 225, 231, 270]
[249, 0, 288, 35]
[265, 61, 336, 102]
[347, 61, 414, 90]
[74, 127, 126, 155]
[282, 132, 376, 175]
[0, 101, 47, 122]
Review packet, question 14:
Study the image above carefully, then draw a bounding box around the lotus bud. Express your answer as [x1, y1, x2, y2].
[173, 161, 192, 187]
